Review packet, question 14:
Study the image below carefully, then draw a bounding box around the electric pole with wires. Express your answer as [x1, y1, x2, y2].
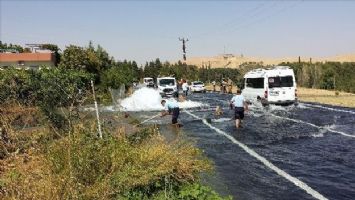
[179, 37, 188, 62]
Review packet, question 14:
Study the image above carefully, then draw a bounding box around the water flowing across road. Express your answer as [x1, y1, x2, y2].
[123, 89, 355, 200]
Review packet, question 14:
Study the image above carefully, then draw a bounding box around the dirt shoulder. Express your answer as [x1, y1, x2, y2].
[297, 87, 355, 108]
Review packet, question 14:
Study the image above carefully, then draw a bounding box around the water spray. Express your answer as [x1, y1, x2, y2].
[134, 113, 161, 127]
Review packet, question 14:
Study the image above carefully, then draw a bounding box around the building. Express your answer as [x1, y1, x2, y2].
[0, 52, 56, 69]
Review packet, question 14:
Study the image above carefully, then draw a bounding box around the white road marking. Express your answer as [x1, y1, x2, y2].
[184, 110, 328, 200]
[302, 103, 355, 115]
[270, 113, 355, 138]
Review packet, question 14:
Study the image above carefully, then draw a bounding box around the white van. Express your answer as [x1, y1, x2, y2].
[242, 66, 297, 105]
[156, 77, 178, 97]
[143, 77, 154, 88]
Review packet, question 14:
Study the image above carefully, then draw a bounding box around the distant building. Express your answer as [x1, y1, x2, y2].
[0, 52, 56, 69]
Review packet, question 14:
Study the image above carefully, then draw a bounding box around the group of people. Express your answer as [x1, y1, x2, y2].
[212, 79, 233, 94]
[160, 87, 248, 129]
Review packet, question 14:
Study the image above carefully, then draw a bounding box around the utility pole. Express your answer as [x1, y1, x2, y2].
[179, 37, 188, 62]
[91, 80, 103, 139]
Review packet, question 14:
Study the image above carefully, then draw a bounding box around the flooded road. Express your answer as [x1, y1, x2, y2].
[134, 92, 355, 200]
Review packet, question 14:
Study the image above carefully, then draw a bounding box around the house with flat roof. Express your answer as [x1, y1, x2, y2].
[0, 52, 56, 69]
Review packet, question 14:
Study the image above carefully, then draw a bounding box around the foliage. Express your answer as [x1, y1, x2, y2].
[142, 59, 255, 89]
[281, 61, 355, 93]
[0, 68, 34, 105]
[59, 42, 114, 81]
[0, 41, 24, 53]
[0, 68, 93, 129]
[0, 124, 229, 200]
[41, 44, 61, 65]
[32, 68, 93, 129]
[101, 60, 139, 89]
[143, 58, 164, 79]
[178, 183, 232, 200]
[59, 45, 93, 70]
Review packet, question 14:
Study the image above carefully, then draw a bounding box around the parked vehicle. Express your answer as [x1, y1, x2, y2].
[143, 77, 155, 88]
[157, 77, 178, 97]
[242, 66, 297, 105]
[190, 81, 206, 93]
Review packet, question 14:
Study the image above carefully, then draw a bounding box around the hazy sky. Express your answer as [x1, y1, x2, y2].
[1, 0, 355, 65]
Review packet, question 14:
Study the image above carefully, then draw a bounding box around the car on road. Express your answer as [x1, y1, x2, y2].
[143, 77, 155, 88]
[157, 77, 178, 97]
[242, 66, 297, 106]
[190, 81, 206, 93]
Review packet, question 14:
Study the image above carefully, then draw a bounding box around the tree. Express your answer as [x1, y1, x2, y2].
[59, 43, 117, 82]
[59, 45, 89, 70]
[0, 41, 24, 53]
[41, 44, 61, 65]
[101, 62, 137, 89]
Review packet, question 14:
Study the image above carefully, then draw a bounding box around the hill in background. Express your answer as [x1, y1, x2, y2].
[184, 53, 355, 68]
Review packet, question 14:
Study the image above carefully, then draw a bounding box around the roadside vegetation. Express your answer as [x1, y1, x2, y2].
[0, 42, 231, 199]
[297, 87, 355, 108]
[281, 61, 355, 93]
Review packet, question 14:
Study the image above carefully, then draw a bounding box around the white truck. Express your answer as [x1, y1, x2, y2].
[143, 77, 155, 88]
[242, 66, 297, 105]
[156, 77, 178, 97]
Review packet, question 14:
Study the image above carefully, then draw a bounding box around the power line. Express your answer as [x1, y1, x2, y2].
[224, 0, 304, 35]
[189, 1, 277, 39]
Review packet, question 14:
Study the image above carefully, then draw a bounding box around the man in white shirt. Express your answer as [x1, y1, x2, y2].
[230, 89, 248, 128]
[161, 99, 180, 125]
[182, 80, 189, 97]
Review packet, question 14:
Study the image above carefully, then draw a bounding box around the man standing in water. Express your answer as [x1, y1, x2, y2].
[230, 89, 248, 128]
[182, 79, 189, 98]
[161, 99, 180, 127]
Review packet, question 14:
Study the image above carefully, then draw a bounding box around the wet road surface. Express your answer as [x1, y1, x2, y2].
[138, 92, 355, 200]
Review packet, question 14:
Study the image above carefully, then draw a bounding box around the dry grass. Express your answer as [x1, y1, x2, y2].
[0, 152, 55, 200]
[0, 120, 213, 199]
[297, 87, 355, 108]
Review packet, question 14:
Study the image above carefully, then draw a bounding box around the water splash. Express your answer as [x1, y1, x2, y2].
[120, 87, 206, 111]
[212, 118, 233, 123]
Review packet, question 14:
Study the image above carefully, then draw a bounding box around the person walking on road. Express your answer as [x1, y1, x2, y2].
[212, 81, 216, 92]
[230, 89, 248, 129]
[161, 99, 180, 126]
[182, 79, 189, 97]
[228, 79, 233, 94]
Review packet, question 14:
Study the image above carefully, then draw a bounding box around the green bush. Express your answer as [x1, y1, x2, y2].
[0, 68, 93, 129]
[283, 62, 355, 93]
[0, 68, 33, 105]
[42, 125, 225, 199]
[100, 61, 139, 90]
